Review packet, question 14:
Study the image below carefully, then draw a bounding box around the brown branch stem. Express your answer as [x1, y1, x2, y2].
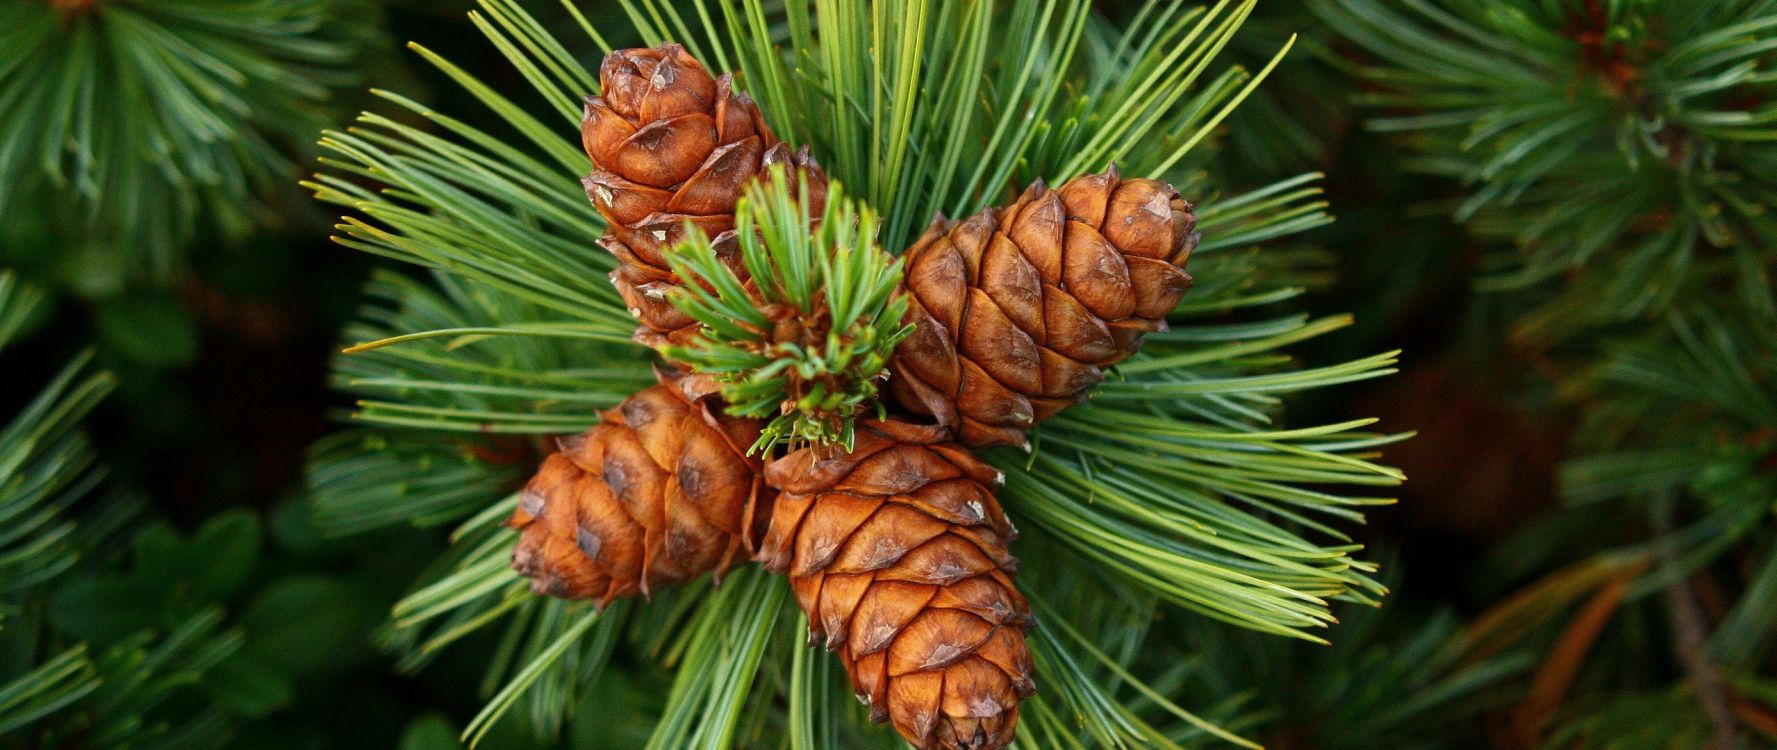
[1651, 497, 1741, 750]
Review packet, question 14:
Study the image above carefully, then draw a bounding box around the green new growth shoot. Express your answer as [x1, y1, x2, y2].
[664, 168, 911, 454]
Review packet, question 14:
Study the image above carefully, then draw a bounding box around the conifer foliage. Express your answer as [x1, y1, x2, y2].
[0, 274, 232, 749]
[665, 171, 908, 454]
[1312, 0, 1777, 745]
[308, 1, 1402, 748]
[0, 0, 369, 285]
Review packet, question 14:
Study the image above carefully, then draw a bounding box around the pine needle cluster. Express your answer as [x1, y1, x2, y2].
[664, 169, 910, 453]
[0, 0, 369, 286]
[305, 1, 1403, 747]
[1311, 0, 1777, 744]
[0, 272, 232, 748]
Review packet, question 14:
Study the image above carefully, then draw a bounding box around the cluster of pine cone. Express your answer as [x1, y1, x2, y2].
[507, 44, 1199, 750]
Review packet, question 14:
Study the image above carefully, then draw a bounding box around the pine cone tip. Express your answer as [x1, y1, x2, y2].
[662, 170, 907, 454]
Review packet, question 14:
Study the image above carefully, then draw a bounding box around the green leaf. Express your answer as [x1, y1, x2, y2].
[50, 578, 155, 645]
[239, 577, 367, 675]
[184, 509, 263, 602]
[94, 292, 200, 368]
[401, 714, 464, 750]
[203, 653, 295, 718]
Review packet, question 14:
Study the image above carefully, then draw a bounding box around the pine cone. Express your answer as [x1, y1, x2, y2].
[507, 371, 769, 606]
[888, 167, 1198, 448]
[582, 43, 828, 348]
[758, 420, 1035, 750]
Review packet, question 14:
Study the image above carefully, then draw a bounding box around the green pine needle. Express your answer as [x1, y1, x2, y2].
[306, 1, 1406, 746]
[663, 169, 911, 454]
[0, 271, 50, 351]
[1, 278, 247, 747]
[0, 0, 368, 283]
[0, 646, 98, 737]
[1310, 0, 1777, 345]
[0, 346, 116, 596]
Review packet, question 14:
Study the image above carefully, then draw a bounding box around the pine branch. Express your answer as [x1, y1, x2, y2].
[1311, 0, 1777, 345]
[1652, 497, 1743, 750]
[1315, 6, 1777, 738]
[1559, 311, 1777, 573]
[331, 271, 652, 436]
[1171, 562, 1534, 750]
[0, 646, 98, 738]
[306, 1, 1404, 745]
[0, 349, 116, 596]
[618, 0, 1298, 251]
[1, 274, 255, 749]
[0, 0, 369, 282]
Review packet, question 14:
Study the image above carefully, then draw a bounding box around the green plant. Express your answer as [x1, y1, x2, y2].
[306, 0, 1404, 746]
[0, 0, 370, 289]
[664, 169, 910, 453]
[1313, 0, 1777, 745]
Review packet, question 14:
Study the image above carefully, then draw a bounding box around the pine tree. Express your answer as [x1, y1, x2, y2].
[1310, 0, 1777, 745]
[306, 1, 1407, 747]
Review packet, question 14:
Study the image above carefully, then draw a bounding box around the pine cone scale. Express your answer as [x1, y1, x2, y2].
[888, 167, 1198, 448]
[583, 44, 827, 348]
[1004, 189, 1064, 282]
[1062, 222, 1137, 319]
[665, 136, 764, 214]
[1126, 254, 1193, 319]
[610, 115, 719, 187]
[979, 237, 1045, 337]
[507, 374, 767, 604]
[759, 422, 1034, 750]
[959, 289, 1043, 395]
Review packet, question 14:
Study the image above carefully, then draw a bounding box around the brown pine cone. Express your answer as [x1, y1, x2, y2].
[757, 420, 1035, 750]
[582, 43, 828, 349]
[888, 167, 1199, 448]
[507, 370, 769, 606]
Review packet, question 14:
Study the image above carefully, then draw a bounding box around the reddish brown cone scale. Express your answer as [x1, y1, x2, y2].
[582, 44, 827, 349]
[507, 371, 769, 605]
[759, 420, 1035, 750]
[888, 167, 1198, 448]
